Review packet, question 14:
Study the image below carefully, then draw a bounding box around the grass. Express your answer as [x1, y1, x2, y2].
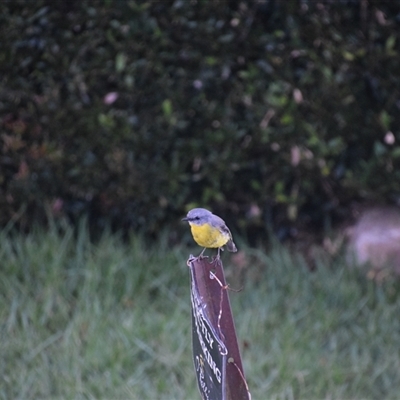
[1, 223, 400, 399]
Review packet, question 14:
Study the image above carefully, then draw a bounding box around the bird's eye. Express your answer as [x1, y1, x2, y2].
[195, 216, 200, 220]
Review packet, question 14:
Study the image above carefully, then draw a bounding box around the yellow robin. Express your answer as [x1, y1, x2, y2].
[182, 208, 237, 258]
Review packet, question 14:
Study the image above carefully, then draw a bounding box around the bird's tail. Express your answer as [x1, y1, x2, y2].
[226, 239, 237, 252]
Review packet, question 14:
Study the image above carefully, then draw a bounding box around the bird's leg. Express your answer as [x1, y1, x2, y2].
[217, 245, 225, 258]
[199, 247, 207, 258]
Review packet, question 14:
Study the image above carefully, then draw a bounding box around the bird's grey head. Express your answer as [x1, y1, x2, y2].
[182, 208, 213, 225]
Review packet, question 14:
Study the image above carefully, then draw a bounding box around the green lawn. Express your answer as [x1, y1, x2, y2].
[1, 223, 400, 399]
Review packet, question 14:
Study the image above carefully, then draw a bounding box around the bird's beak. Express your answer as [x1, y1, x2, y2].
[181, 217, 189, 221]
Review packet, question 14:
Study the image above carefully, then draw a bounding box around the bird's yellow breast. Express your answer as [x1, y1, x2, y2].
[189, 222, 229, 248]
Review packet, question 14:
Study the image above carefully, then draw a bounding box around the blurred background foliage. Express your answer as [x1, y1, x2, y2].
[1, 0, 400, 241]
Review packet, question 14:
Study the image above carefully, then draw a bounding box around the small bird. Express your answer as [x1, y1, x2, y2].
[182, 208, 237, 258]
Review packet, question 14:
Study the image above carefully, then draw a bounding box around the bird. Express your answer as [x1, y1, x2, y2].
[182, 208, 237, 258]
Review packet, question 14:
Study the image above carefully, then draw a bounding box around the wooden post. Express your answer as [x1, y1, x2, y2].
[187, 255, 251, 400]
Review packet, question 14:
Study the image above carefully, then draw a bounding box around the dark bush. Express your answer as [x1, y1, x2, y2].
[1, 0, 400, 238]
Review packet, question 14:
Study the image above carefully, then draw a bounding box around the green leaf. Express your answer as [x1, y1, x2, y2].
[386, 35, 396, 52]
[379, 111, 392, 130]
[374, 141, 386, 156]
[162, 99, 173, 117]
[115, 53, 127, 73]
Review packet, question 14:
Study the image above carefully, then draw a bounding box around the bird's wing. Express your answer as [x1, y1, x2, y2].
[211, 214, 237, 252]
[211, 214, 233, 239]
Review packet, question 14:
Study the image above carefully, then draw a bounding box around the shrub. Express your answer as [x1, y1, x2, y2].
[1, 0, 399, 236]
